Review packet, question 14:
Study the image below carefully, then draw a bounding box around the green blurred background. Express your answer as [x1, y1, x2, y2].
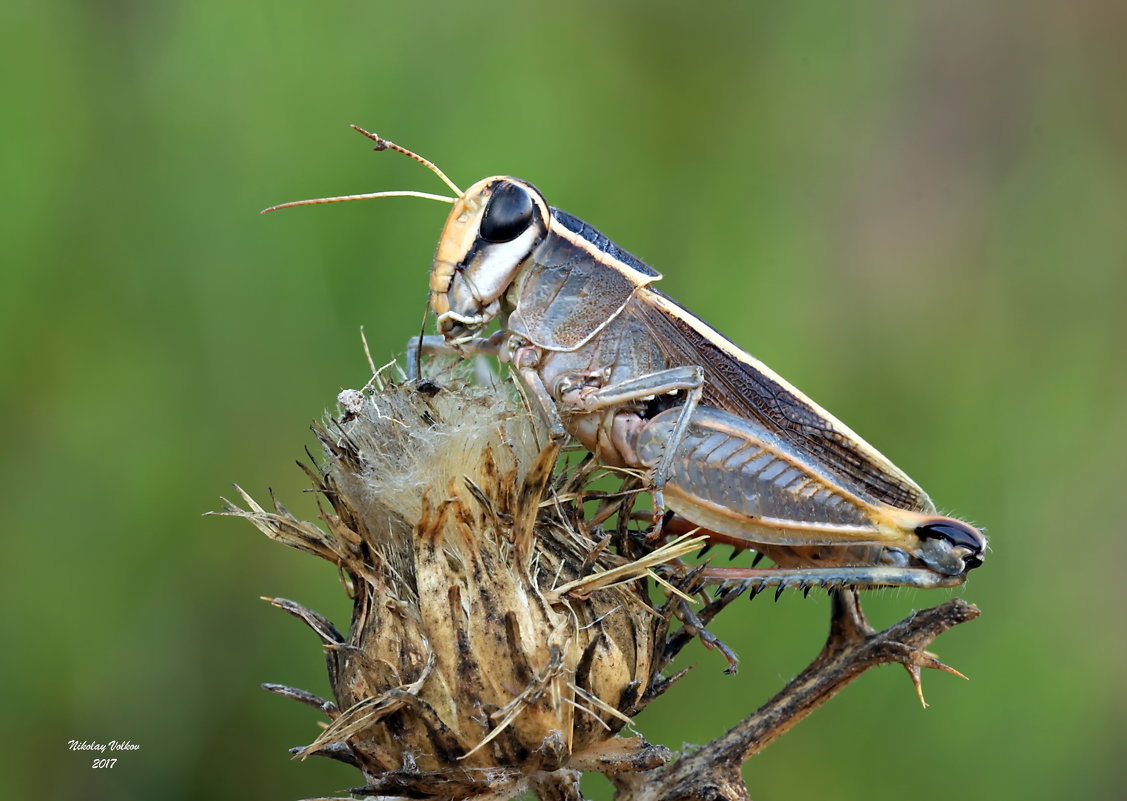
[2, 1, 1124, 799]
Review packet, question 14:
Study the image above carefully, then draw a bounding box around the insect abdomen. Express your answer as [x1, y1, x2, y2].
[635, 406, 884, 546]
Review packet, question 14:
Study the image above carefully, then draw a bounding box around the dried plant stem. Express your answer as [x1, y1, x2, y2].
[611, 592, 980, 801]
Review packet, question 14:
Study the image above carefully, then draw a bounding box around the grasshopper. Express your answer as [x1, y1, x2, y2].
[265, 127, 985, 593]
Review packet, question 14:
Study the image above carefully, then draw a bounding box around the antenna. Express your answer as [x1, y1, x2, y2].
[260, 125, 463, 214]
[261, 190, 454, 214]
[349, 125, 463, 197]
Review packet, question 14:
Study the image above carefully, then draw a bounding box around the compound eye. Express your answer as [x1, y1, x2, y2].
[479, 182, 534, 243]
[915, 519, 986, 569]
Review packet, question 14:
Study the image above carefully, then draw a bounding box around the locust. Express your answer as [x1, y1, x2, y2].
[264, 126, 986, 594]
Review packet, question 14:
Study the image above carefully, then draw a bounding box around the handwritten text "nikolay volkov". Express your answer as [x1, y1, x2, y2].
[68, 740, 140, 753]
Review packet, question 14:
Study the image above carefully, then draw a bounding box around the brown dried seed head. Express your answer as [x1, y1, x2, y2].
[223, 369, 684, 798]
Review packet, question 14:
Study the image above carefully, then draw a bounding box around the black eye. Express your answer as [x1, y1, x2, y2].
[479, 183, 534, 243]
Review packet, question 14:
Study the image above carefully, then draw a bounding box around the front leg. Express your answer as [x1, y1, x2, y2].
[404, 331, 504, 380]
[511, 345, 568, 442]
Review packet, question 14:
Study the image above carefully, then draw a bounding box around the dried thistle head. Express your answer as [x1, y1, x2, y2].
[221, 366, 699, 799]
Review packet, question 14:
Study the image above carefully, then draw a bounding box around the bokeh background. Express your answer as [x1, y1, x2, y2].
[2, 1, 1124, 799]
